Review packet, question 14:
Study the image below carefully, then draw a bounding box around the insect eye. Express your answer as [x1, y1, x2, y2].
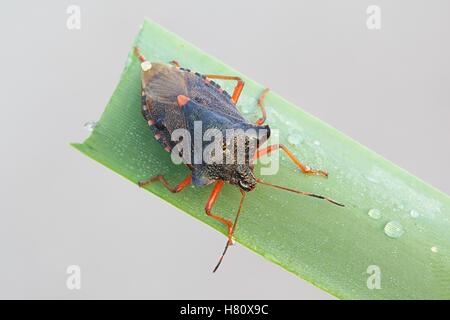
[238, 180, 247, 187]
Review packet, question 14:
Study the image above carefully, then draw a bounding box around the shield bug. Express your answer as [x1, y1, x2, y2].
[134, 47, 344, 272]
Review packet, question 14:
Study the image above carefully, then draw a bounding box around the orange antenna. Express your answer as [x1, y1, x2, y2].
[256, 179, 345, 207]
[212, 189, 246, 273]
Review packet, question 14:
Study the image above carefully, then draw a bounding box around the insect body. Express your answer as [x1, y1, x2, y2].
[134, 47, 344, 271]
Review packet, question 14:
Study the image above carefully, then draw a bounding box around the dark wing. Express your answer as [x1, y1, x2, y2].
[184, 71, 247, 123]
[143, 65, 189, 139]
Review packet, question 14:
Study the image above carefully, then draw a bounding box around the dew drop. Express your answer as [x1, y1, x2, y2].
[287, 132, 303, 146]
[384, 221, 405, 239]
[409, 209, 420, 218]
[83, 121, 97, 132]
[313, 140, 321, 146]
[431, 246, 438, 253]
[367, 208, 381, 220]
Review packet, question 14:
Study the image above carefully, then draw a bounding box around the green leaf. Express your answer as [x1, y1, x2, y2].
[72, 19, 450, 299]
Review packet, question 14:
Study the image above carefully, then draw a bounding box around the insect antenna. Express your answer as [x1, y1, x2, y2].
[212, 189, 246, 273]
[256, 178, 345, 207]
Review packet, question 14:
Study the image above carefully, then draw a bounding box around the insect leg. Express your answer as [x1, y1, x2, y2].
[170, 60, 181, 68]
[202, 75, 244, 104]
[138, 174, 192, 193]
[204, 181, 234, 243]
[255, 88, 269, 125]
[134, 47, 146, 62]
[255, 144, 328, 177]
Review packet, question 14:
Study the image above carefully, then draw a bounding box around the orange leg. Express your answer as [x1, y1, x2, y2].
[256, 88, 269, 125]
[205, 181, 234, 244]
[134, 47, 146, 62]
[255, 144, 328, 177]
[138, 174, 192, 192]
[170, 60, 180, 68]
[203, 74, 245, 104]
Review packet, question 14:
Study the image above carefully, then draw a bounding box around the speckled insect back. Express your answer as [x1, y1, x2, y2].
[134, 47, 344, 272]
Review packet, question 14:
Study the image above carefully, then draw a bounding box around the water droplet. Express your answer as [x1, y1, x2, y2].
[368, 208, 381, 220]
[431, 246, 438, 253]
[83, 121, 97, 132]
[287, 132, 303, 146]
[410, 209, 420, 218]
[313, 140, 321, 146]
[384, 221, 405, 239]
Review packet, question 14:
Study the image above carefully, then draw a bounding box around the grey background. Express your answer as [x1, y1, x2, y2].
[0, 0, 449, 299]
